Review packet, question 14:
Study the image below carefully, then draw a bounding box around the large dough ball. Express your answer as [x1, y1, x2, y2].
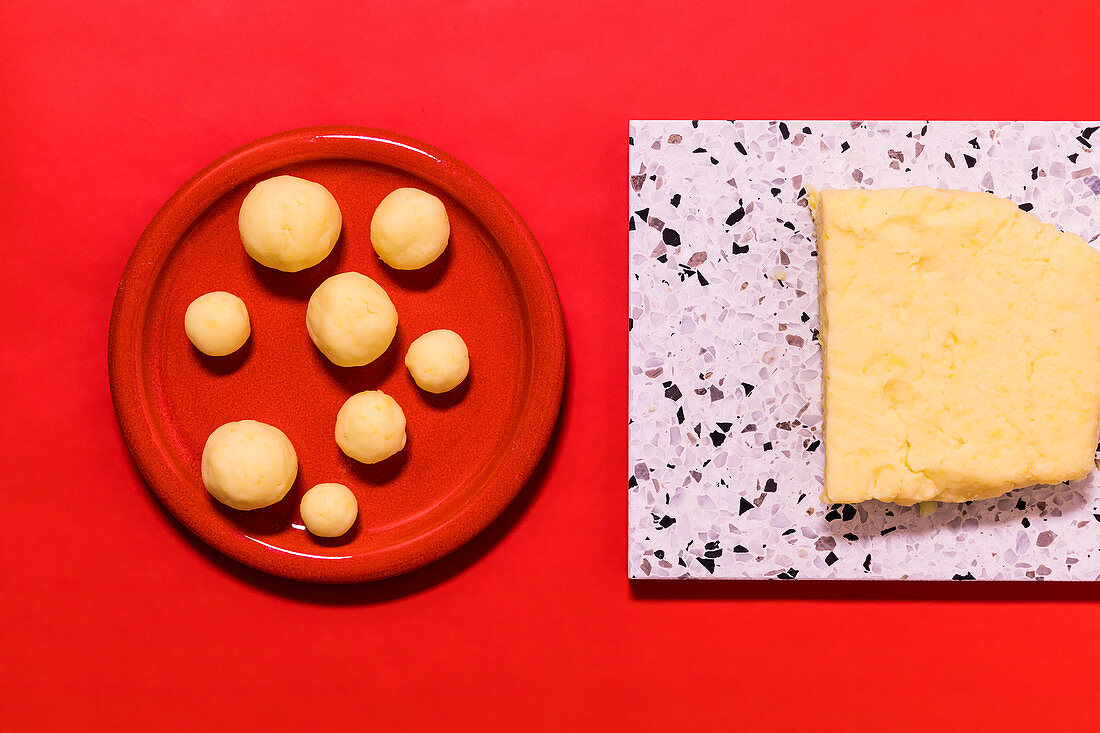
[306, 272, 398, 367]
[300, 483, 358, 538]
[201, 420, 298, 510]
[335, 390, 407, 464]
[238, 175, 342, 272]
[405, 329, 469, 393]
[184, 291, 250, 356]
[370, 187, 450, 270]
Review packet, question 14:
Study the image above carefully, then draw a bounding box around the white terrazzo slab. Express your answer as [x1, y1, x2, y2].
[628, 120, 1100, 580]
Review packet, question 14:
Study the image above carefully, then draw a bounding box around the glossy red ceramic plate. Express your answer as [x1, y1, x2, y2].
[109, 126, 565, 582]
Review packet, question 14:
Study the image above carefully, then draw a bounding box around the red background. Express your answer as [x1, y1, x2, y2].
[4, 1, 1100, 730]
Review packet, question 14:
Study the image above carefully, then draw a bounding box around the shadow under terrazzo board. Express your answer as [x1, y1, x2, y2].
[628, 120, 1100, 581]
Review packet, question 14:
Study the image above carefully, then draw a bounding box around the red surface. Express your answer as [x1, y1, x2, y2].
[109, 127, 564, 582]
[5, 1, 1100, 730]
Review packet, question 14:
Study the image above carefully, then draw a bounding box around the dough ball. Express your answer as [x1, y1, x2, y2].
[238, 175, 342, 272]
[306, 272, 398, 367]
[184, 291, 250, 356]
[405, 329, 469, 393]
[201, 420, 298, 510]
[370, 187, 450, 270]
[335, 390, 407, 464]
[300, 483, 358, 538]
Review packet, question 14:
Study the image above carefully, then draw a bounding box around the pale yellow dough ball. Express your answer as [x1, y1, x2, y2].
[300, 483, 358, 538]
[370, 187, 450, 270]
[238, 175, 342, 272]
[201, 420, 298, 510]
[306, 272, 398, 367]
[184, 291, 251, 356]
[335, 390, 407, 464]
[405, 329, 470, 393]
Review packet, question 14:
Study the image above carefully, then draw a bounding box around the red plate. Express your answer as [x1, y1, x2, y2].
[108, 126, 565, 583]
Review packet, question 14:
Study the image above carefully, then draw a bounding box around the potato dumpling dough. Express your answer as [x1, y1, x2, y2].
[201, 420, 298, 510]
[370, 187, 450, 270]
[300, 483, 358, 538]
[405, 329, 469, 393]
[335, 390, 407, 464]
[238, 175, 342, 272]
[306, 272, 398, 367]
[184, 291, 250, 356]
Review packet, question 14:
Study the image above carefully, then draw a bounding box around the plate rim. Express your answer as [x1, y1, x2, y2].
[108, 125, 565, 583]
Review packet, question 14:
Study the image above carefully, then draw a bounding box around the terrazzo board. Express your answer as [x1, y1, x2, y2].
[628, 120, 1100, 580]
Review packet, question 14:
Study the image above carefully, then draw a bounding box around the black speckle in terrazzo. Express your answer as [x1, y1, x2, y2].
[716, 421, 732, 431]
[732, 544, 749, 553]
[742, 424, 756, 433]
[945, 153, 955, 168]
[670, 193, 681, 208]
[779, 122, 790, 139]
[662, 228, 681, 247]
[782, 528, 796, 536]
[843, 532, 858, 542]
[764, 478, 778, 493]
[628, 217, 636, 231]
[952, 572, 976, 581]
[770, 187, 781, 197]
[800, 312, 810, 323]
[628, 475, 637, 489]
[692, 147, 707, 154]
[1022, 517, 1031, 528]
[777, 568, 799, 580]
[783, 221, 796, 231]
[1019, 202, 1034, 212]
[691, 120, 699, 128]
[863, 554, 872, 572]
[635, 207, 649, 221]
[704, 541, 722, 559]
[739, 497, 753, 515]
[726, 204, 746, 226]
[824, 508, 840, 522]
[732, 242, 749, 254]
[811, 328, 819, 342]
[841, 504, 856, 521]
[963, 154, 977, 168]
[656, 254, 667, 263]
[710, 430, 726, 447]
[880, 526, 896, 536]
[840, 141, 850, 152]
[797, 493, 806, 503]
[664, 384, 682, 401]
[678, 557, 687, 567]
[762, 442, 773, 452]
[825, 551, 838, 566]
[696, 557, 716, 573]
[675, 406, 684, 424]
[920, 123, 928, 135]
[1069, 152, 1080, 163]
[654, 550, 665, 559]
[741, 382, 755, 396]
[734, 141, 747, 155]
[968, 137, 980, 149]
[1031, 166, 1039, 180]
[656, 514, 676, 529]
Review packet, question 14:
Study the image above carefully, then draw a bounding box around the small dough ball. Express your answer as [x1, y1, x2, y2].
[370, 187, 450, 270]
[307, 272, 398, 367]
[184, 292, 251, 356]
[238, 175, 342, 272]
[405, 329, 470, 393]
[335, 390, 407, 464]
[201, 420, 297, 510]
[300, 483, 358, 538]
